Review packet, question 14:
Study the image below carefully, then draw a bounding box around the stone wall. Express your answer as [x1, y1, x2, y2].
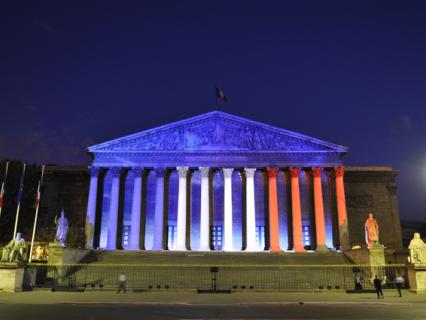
[345, 167, 403, 250]
[38, 166, 89, 245]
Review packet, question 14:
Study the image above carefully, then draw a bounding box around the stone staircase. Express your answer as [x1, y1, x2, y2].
[49, 250, 360, 291]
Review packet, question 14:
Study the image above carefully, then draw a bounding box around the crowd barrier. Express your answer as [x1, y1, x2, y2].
[23, 263, 407, 291]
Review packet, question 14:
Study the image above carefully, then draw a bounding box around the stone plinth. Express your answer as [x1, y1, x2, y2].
[48, 243, 92, 265]
[408, 264, 426, 293]
[369, 244, 386, 279]
[344, 244, 385, 279]
[47, 243, 93, 278]
[0, 263, 24, 292]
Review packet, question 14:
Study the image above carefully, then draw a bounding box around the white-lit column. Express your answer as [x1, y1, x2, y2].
[128, 167, 143, 250]
[175, 166, 189, 251]
[223, 168, 234, 251]
[152, 168, 166, 250]
[106, 167, 121, 250]
[199, 167, 210, 251]
[245, 168, 257, 251]
[85, 166, 100, 249]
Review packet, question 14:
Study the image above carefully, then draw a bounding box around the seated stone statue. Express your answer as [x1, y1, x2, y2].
[408, 233, 426, 264]
[1, 232, 27, 262]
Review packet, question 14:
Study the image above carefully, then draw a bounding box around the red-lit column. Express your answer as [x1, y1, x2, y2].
[334, 166, 350, 250]
[267, 167, 281, 253]
[290, 167, 305, 252]
[312, 167, 327, 251]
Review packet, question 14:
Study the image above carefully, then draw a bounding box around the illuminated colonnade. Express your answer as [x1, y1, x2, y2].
[85, 166, 349, 252]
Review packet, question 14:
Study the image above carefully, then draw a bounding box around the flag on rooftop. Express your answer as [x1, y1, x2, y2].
[216, 88, 228, 102]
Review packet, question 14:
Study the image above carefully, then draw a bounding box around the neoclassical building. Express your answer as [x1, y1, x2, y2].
[80, 111, 401, 252]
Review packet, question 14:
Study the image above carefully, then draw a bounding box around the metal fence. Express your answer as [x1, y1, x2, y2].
[23, 264, 407, 292]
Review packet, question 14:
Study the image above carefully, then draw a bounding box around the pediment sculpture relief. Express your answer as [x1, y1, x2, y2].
[106, 118, 327, 152]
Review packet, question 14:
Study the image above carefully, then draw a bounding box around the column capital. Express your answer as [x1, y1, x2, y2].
[244, 168, 256, 178]
[177, 166, 189, 178]
[154, 167, 166, 177]
[334, 166, 345, 178]
[88, 166, 101, 177]
[131, 167, 144, 177]
[199, 167, 210, 178]
[289, 167, 300, 178]
[223, 168, 234, 179]
[267, 167, 278, 177]
[312, 167, 323, 178]
[109, 167, 121, 178]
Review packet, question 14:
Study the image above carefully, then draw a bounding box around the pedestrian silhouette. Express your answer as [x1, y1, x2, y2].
[395, 274, 404, 297]
[373, 275, 383, 299]
[117, 273, 127, 293]
[355, 276, 363, 290]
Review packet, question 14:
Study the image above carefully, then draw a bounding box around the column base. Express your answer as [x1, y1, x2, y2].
[245, 247, 259, 252]
[315, 245, 329, 252]
[198, 247, 210, 252]
[126, 246, 141, 251]
[222, 246, 233, 252]
[269, 246, 282, 253]
[171, 247, 187, 251]
[294, 246, 306, 253]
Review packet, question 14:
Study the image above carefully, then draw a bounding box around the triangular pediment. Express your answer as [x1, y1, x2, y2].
[89, 111, 347, 153]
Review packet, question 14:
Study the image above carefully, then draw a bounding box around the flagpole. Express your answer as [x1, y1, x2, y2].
[29, 165, 45, 263]
[214, 85, 219, 109]
[13, 163, 26, 239]
[0, 161, 10, 220]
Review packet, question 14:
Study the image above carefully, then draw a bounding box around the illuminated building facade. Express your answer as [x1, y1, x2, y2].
[81, 111, 401, 252]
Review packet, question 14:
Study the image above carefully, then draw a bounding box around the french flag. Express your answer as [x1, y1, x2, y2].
[216, 88, 228, 102]
[0, 181, 5, 208]
[33, 181, 41, 209]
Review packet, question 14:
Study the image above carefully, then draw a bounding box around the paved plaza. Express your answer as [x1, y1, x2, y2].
[0, 291, 425, 320]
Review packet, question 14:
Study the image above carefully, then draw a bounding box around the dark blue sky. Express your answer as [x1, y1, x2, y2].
[1, 1, 425, 220]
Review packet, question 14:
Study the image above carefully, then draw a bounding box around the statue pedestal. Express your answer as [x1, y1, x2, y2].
[48, 243, 92, 265]
[369, 243, 386, 279]
[408, 264, 426, 293]
[47, 243, 93, 278]
[344, 243, 385, 280]
[0, 262, 24, 292]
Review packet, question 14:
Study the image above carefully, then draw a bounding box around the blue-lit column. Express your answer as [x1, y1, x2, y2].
[175, 166, 189, 251]
[128, 167, 144, 250]
[223, 168, 234, 251]
[152, 167, 166, 250]
[244, 168, 257, 251]
[85, 166, 100, 249]
[106, 167, 121, 250]
[199, 167, 210, 251]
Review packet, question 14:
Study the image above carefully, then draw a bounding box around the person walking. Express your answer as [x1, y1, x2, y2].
[395, 274, 405, 297]
[355, 276, 363, 290]
[117, 273, 127, 293]
[373, 275, 384, 299]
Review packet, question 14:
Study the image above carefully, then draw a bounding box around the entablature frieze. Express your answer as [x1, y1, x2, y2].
[91, 150, 344, 168]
